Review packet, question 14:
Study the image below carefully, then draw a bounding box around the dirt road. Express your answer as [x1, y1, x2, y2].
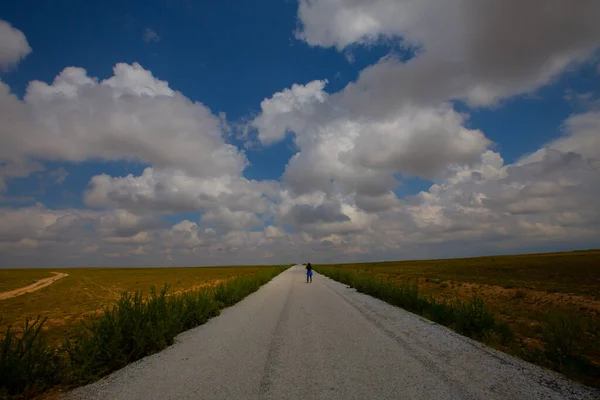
[0, 272, 68, 300]
[66, 266, 598, 400]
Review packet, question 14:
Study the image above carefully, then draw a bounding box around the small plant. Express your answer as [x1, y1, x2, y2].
[424, 297, 455, 326]
[541, 308, 598, 370]
[316, 267, 510, 343]
[0, 317, 62, 398]
[66, 268, 286, 384]
[454, 296, 496, 340]
[514, 289, 526, 299]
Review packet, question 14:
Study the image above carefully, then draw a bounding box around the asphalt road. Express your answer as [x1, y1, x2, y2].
[67, 265, 598, 400]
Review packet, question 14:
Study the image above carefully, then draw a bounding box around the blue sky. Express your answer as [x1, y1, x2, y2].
[1, 1, 599, 267]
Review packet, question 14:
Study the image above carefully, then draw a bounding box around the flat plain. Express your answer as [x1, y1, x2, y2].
[0, 265, 278, 344]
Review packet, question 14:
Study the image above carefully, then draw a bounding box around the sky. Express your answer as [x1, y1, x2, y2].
[1, 0, 600, 268]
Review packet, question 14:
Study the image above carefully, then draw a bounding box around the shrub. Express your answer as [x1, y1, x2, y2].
[424, 297, 455, 326]
[454, 296, 496, 340]
[541, 308, 598, 369]
[0, 317, 62, 398]
[316, 266, 509, 342]
[67, 267, 285, 384]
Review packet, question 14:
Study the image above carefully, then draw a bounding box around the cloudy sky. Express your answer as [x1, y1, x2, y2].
[1, 1, 599, 268]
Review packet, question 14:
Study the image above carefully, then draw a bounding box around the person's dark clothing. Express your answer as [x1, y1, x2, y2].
[306, 263, 313, 283]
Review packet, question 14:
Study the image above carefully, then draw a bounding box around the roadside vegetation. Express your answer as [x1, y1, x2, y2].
[0, 265, 278, 346]
[316, 250, 600, 388]
[0, 265, 289, 399]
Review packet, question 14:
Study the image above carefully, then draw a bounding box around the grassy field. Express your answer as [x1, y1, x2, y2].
[0, 270, 57, 293]
[316, 250, 600, 387]
[0, 266, 280, 344]
[1, 265, 289, 399]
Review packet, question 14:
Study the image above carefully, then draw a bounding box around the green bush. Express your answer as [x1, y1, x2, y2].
[317, 266, 510, 343]
[424, 297, 455, 326]
[541, 308, 599, 369]
[67, 267, 285, 384]
[0, 317, 62, 399]
[454, 296, 496, 340]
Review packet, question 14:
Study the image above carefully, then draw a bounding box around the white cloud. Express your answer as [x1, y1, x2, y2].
[0, 20, 31, 71]
[251, 80, 329, 144]
[162, 220, 215, 250]
[98, 209, 165, 238]
[297, 0, 600, 108]
[549, 111, 600, 160]
[85, 167, 278, 218]
[1, 5, 600, 267]
[201, 208, 262, 232]
[0, 205, 97, 245]
[1, 63, 246, 178]
[252, 82, 490, 199]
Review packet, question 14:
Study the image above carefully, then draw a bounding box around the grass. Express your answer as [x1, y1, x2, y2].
[315, 249, 600, 388]
[0, 265, 289, 399]
[0, 317, 61, 399]
[0, 270, 56, 293]
[0, 266, 279, 345]
[316, 266, 511, 343]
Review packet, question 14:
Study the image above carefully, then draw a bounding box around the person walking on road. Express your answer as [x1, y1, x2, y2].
[306, 263, 313, 283]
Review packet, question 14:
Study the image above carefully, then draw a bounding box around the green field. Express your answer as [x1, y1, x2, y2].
[316, 250, 600, 387]
[0, 265, 280, 344]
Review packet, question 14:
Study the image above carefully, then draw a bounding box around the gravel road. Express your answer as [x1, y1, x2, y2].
[66, 265, 599, 400]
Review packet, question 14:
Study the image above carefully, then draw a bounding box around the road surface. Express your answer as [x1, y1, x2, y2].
[67, 266, 598, 400]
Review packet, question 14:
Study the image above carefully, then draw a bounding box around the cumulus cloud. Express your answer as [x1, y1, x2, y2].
[409, 148, 600, 246]
[161, 221, 216, 250]
[251, 80, 329, 144]
[0, 205, 97, 246]
[286, 202, 350, 225]
[1, 4, 600, 267]
[85, 167, 278, 219]
[98, 209, 165, 238]
[252, 81, 490, 200]
[297, 0, 600, 107]
[402, 112, 600, 243]
[1, 63, 246, 177]
[245, 0, 600, 259]
[248, 0, 600, 247]
[0, 20, 31, 71]
[201, 208, 263, 232]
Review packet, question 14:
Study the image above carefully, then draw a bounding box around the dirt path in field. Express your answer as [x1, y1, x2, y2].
[0, 272, 68, 300]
